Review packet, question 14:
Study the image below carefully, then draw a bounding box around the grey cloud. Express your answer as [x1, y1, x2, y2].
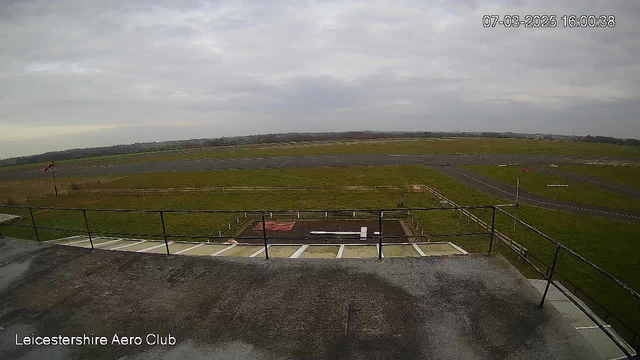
[0, 0, 639, 158]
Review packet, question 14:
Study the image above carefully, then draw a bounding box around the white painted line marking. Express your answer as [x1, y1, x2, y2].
[62, 238, 91, 246]
[447, 242, 468, 254]
[337, 245, 345, 258]
[47, 235, 84, 243]
[175, 243, 205, 254]
[94, 239, 123, 248]
[137, 242, 172, 252]
[377, 244, 384, 258]
[575, 325, 612, 330]
[111, 240, 147, 250]
[412, 243, 427, 257]
[210, 244, 236, 256]
[249, 245, 270, 258]
[290, 245, 309, 258]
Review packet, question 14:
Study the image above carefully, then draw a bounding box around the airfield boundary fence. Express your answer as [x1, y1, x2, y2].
[0, 203, 637, 357]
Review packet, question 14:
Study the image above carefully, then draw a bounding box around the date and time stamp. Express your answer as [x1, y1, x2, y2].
[482, 14, 616, 28]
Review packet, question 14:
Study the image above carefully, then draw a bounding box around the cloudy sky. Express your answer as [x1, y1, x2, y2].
[1, 0, 638, 158]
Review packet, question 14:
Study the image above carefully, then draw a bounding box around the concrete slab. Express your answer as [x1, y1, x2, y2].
[0, 237, 600, 360]
[216, 245, 263, 257]
[342, 245, 378, 258]
[75, 237, 120, 248]
[550, 300, 598, 328]
[383, 244, 420, 257]
[418, 243, 463, 256]
[116, 241, 160, 252]
[299, 245, 340, 258]
[579, 327, 632, 360]
[145, 242, 196, 254]
[99, 239, 138, 250]
[181, 244, 229, 256]
[51, 236, 90, 245]
[528, 279, 636, 359]
[267, 245, 300, 258]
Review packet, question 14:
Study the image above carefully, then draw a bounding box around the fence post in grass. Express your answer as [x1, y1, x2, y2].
[378, 210, 383, 260]
[82, 209, 94, 250]
[159, 211, 170, 255]
[261, 214, 269, 260]
[28, 208, 40, 242]
[539, 245, 561, 308]
[488, 206, 496, 254]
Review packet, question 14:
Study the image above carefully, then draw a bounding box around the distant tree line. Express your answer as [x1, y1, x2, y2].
[1, 131, 638, 166]
[582, 135, 640, 147]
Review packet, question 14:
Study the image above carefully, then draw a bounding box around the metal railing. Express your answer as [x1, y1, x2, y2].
[0, 203, 637, 358]
[0, 205, 495, 260]
[493, 205, 638, 359]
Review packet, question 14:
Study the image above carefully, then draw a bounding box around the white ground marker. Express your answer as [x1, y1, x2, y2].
[290, 245, 309, 258]
[210, 244, 236, 256]
[174, 243, 205, 255]
[336, 245, 345, 258]
[137, 242, 172, 253]
[412, 243, 427, 257]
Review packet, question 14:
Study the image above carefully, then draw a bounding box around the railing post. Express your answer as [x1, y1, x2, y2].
[378, 210, 383, 260]
[488, 206, 496, 254]
[159, 211, 170, 255]
[82, 209, 94, 250]
[29, 208, 40, 242]
[539, 245, 561, 308]
[262, 214, 269, 260]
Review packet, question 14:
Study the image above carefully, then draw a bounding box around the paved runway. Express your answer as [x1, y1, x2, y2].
[429, 165, 640, 223]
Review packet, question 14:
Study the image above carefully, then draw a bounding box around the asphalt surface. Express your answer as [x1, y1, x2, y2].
[0, 237, 599, 360]
[429, 165, 640, 223]
[524, 164, 640, 200]
[0, 154, 577, 180]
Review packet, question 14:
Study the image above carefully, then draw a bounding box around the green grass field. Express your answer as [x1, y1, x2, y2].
[1, 164, 639, 342]
[2, 137, 640, 174]
[555, 164, 640, 190]
[465, 165, 640, 212]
